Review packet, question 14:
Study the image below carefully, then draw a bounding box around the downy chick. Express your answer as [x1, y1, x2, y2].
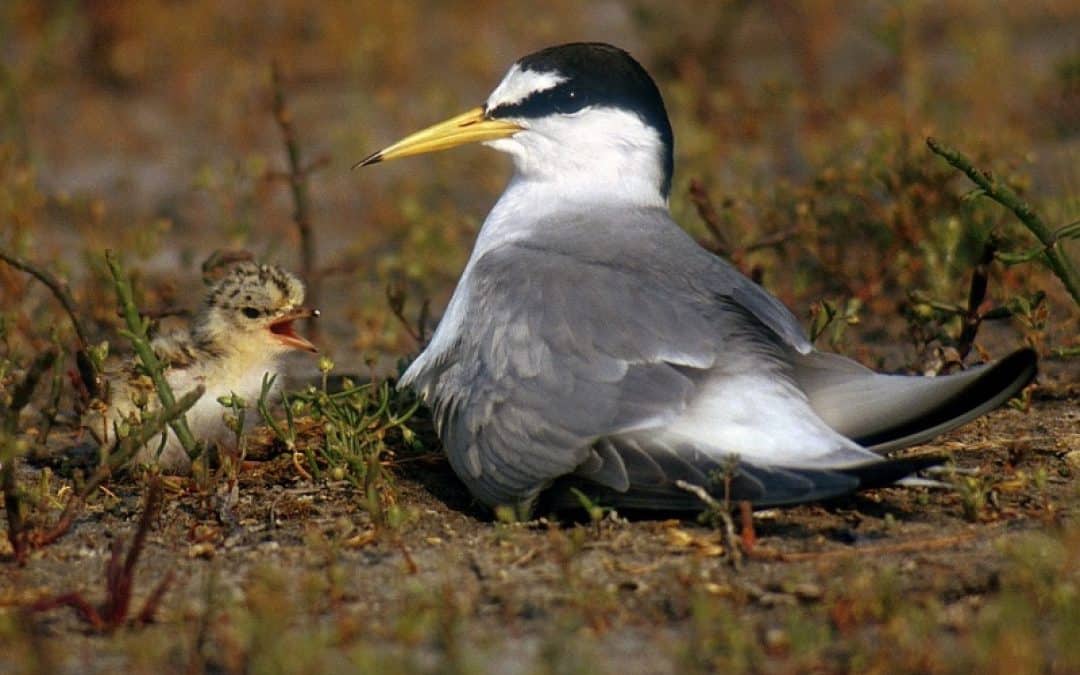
[93, 262, 318, 472]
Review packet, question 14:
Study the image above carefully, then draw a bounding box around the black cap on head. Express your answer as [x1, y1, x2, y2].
[487, 43, 674, 197]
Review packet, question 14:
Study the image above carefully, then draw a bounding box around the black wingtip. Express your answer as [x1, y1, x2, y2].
[853, 347, 1038, 450]
[1007, 347, 1039, 379]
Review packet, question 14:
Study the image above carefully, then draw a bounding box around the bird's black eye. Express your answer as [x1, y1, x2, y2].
[549, 86, 588, 115]
[489, 83, 590, 119]
[242, 307, 260, 319]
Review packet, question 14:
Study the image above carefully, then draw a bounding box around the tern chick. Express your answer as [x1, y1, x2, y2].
[92, 262, 318, 472]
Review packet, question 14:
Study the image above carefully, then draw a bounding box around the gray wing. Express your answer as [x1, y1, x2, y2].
[633, 207, 811, 354]
[418, 231, 796, 507]
[546, 447, 942, 511]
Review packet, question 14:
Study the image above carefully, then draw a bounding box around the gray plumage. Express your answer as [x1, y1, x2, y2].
[402, 205, 1034, 509]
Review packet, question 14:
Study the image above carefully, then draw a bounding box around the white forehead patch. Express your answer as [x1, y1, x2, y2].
[485, 63, 568, 109]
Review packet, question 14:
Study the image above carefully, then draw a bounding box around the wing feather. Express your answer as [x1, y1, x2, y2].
[414, 232, 767, 506]
[404, 207, 885, 508]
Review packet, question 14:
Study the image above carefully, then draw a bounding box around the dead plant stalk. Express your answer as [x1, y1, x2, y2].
[0, 249, 101, 397]
[270, 60, 326, 338]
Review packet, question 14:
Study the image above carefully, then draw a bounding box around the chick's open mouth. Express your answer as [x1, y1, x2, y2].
[269, 308, 319, 353]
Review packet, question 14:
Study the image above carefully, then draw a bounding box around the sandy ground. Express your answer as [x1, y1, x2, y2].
[1, 363, 1076, 673]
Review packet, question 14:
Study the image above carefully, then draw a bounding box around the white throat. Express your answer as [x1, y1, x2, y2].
[476, 107, 668, 253]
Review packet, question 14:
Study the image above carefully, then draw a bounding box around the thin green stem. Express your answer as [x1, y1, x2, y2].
[926, 137, 1080, 307]
[103, 386, 206, 479]
[104, 251, 202, 459]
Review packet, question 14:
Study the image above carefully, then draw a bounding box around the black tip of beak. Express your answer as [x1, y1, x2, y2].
[352, 152, 383, 170]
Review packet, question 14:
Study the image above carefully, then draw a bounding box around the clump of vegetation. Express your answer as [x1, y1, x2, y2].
[2, 348, 59, 564]
[256, 360, 424, 530]
[683, 129, 1078, 372]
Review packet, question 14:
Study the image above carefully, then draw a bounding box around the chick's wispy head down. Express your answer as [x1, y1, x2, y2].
[193, 262, 316, 355]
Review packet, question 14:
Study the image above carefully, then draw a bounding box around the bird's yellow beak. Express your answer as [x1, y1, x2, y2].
[354, 106, 522, 167]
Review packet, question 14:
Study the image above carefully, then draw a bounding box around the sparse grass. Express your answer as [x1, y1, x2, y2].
[2, 348, 58, 564]
[27, 476, 173, 632]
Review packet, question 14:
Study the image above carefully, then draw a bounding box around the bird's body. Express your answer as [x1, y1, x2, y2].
[93, 262, 317, 471]
[361, 43, 1037, 512]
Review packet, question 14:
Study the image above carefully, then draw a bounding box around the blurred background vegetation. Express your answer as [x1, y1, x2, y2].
[1, 0, 1077, 372]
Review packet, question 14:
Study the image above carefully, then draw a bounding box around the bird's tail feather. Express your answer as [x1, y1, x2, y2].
[794, 347, 1037, 453]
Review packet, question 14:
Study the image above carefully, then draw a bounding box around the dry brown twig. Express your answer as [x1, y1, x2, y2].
[688, 178, 734, 255]
[956, 237, 996, 360]
[688, 179, 800, 283]
[386, 281, 431, 347]
[268, 60, 328, 338]
[0, 249, 101, 398]
[675, 479, 744, 570]
[26, 476, 175, 631]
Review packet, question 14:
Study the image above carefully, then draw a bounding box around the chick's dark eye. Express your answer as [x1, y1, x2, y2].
[242, 307, 260, 319]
